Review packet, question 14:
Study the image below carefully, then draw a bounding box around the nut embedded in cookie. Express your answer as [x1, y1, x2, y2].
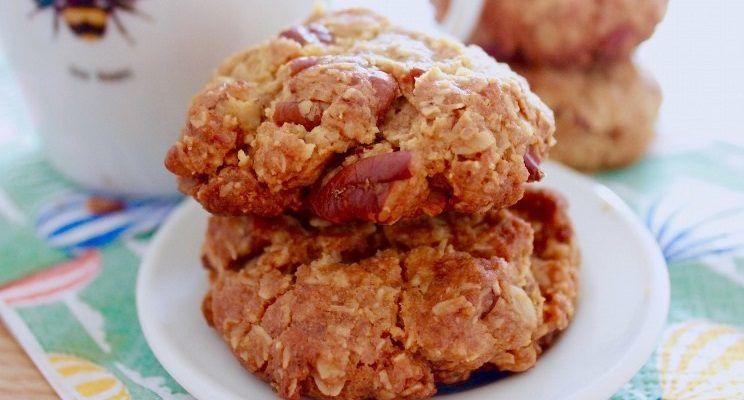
[164, 8, 555, 224]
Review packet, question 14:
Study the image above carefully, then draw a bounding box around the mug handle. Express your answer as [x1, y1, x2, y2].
[439, 0, 485, 41]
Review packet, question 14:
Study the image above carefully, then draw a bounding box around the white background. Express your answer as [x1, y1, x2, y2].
[636, 0, 744, 146]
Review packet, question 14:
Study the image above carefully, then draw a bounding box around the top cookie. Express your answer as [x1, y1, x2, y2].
[165, 8, 554, 224]
[462, 0, 669, 67]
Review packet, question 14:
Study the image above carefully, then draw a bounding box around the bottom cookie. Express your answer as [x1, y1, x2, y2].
[201, 188, 579, 400]
[518, 62, 661, 171]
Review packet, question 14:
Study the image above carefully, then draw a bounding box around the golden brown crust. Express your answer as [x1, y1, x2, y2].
[166, 8, 554, 224]
[201, 188, 579, 399]
[462, 0, 668, 67]
[517, 62, 661, 171]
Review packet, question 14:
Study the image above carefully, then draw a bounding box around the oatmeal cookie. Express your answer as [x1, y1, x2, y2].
[201, 215, 541, 399]
[454, 0, 668, 66]
[517, 62, 661, 171]
[201, 188, 579, 399]
[165, 8, 554, 224]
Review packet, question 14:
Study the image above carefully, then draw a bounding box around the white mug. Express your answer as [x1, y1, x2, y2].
[437, 0, 485, 41]
[0, 1, 437, 196]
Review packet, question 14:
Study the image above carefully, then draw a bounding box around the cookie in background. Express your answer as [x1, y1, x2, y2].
[434, 0, 669, 171]
[438, 0, 669, 67]
[516, 62, 661, 171]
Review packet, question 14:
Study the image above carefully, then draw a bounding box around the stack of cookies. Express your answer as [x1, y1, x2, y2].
[164, 8, 580, 400]
[437, 0, 669, 171]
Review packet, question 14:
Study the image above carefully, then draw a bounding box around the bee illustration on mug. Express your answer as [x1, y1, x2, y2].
[29, 1, 147, 82]
[30, 0, 145, 44]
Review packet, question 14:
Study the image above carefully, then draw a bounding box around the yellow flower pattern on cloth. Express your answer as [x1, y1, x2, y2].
[48, 353, 131, 400]
[658, 321, 744, 399]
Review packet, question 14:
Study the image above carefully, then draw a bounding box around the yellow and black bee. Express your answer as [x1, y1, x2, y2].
[31, 0, 143, 43]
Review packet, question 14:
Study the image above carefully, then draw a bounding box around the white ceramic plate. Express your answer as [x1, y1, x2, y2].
[137, 162, 670, 400]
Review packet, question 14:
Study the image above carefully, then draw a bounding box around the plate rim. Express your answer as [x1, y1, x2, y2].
[137, 162, 670, 400]
[552, 169, 670, 399]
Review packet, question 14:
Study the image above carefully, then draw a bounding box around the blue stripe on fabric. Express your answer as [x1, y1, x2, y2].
[36, 201, 85, 227]
[44, 213, 103, 238]
[68, 224, 132, 250]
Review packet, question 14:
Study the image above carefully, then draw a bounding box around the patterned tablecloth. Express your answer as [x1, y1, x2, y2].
[1, 55, 742, 399]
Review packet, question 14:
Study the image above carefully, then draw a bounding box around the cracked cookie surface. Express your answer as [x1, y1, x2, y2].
[165, 8, 554, 224]
[201, 188, 579, 399]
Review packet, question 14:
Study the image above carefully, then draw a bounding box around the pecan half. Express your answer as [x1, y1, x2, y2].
[309, 151, 414, 223]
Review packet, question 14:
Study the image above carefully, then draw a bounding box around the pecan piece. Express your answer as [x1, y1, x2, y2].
[598, 24, 635, 60]
[400, 67, 425, 88]
[524, 146, 544, 182]
[288, 57, 318, 76]
[309, 151, 414, 223]
[369, 72, 398, 122]
[279, 23, 333, 45]
[273, 101, 322, 131]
